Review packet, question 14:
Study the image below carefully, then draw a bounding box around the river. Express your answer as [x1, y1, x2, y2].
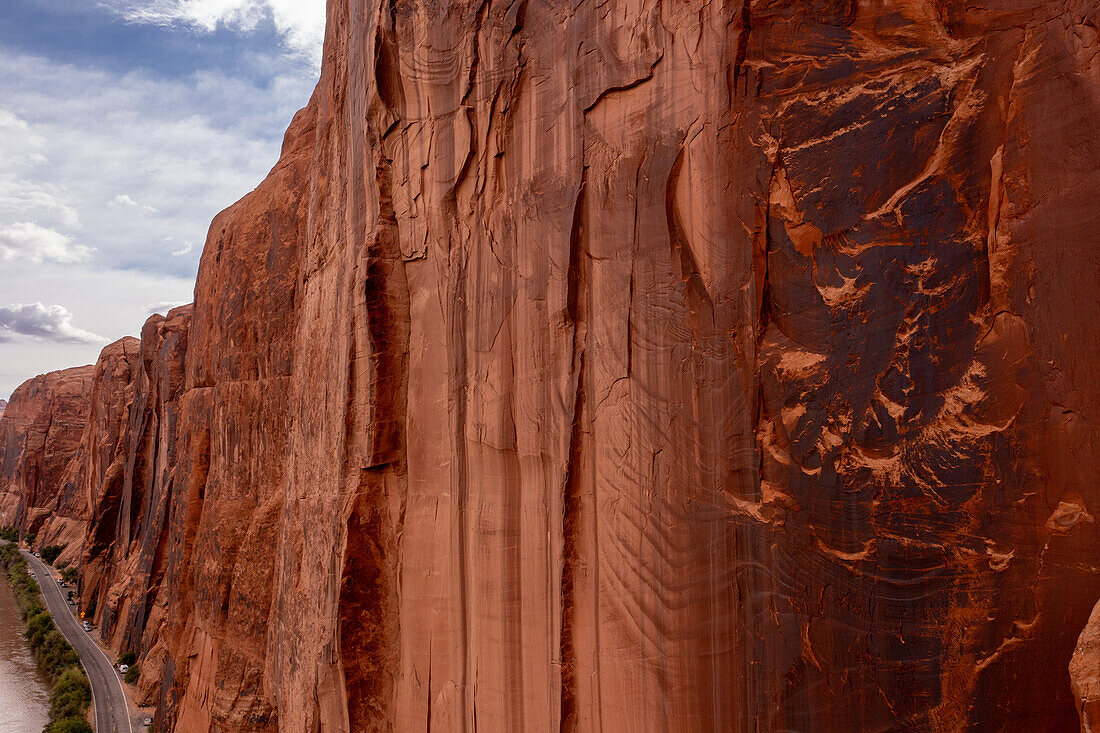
[0, 569, 51, 732]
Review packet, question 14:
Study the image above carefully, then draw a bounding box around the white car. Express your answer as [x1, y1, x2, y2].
[82, 622, 91, 631]
[118, 664, 129, 674]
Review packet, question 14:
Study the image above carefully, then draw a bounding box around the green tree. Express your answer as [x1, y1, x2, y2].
[40, 545, 65, 564]
[49, 668, 91, 720]
[124, 664, 140, 684]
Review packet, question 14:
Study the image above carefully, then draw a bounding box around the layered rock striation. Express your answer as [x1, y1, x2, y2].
[1, 0, 1100, 730]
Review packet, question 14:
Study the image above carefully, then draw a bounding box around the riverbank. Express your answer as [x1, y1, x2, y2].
[0, 543, 93, 733]
[0, 568, 50, 731]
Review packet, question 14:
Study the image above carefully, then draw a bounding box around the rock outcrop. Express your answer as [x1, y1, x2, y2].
[35, 338, 141, 567]
[0, 365, 95, 536]
[0, 399, 8, 417]
[2, 0, 1100, 730]
[1073, 601, 1100, 732]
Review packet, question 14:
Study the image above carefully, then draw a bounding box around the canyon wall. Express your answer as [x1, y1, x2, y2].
[1, 0, 1099, 730]
[0, 365, 95, 536]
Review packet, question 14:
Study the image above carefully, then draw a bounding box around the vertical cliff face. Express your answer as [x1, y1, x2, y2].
[0, 311, 193, 706]
[155, 106, 313, 730]
[35, 338, 141, 567]
[0, 365, 96, 536]
[78, 307, 193, 705]
[1, 0, 1099, 730]
[163, 0, 1100, 730]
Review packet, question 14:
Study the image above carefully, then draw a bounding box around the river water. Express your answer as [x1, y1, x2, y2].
[0, 573, 51, 732]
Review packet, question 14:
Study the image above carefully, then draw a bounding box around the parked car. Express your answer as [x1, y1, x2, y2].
[119, 664, 129, 674]
[82, 622, 91, 631]
[142, 717, 153, 727]
[33, 552, 40, 558]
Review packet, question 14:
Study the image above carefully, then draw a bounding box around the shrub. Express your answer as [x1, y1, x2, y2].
[60, 567, 78, 585]
[117, 650, 136, 666]
[45, 718, 94, 733]
[25, 611, 53, 648]
[124, 664, 140, 684]
[37, 632, 80, 678]
[49, 668, 91, 721]
[23, 531, 36, 546]
[0, 526, 17, 542]
[40, 545, 64, 565]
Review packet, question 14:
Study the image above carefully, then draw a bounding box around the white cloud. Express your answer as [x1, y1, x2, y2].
[109, 194, 158, 213]
[0, 303, 106, 344]
[0, 50, 316, 276]
[0, 7, 319, 398]
[0, 222, 93, 263]
[0, 110, 81, 231]
[145, 300, 190, 314]
[101, 0, 326, 63]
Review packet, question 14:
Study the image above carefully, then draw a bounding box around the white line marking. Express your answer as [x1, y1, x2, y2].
[24, 550, 135, 733]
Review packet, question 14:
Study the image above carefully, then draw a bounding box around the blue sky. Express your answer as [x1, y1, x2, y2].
[0, 0, 325, 399]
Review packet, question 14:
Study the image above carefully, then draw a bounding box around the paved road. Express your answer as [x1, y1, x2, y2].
[22, 550, 133, 733]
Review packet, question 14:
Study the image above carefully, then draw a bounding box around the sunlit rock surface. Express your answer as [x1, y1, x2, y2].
[1, 0, 1100, 730]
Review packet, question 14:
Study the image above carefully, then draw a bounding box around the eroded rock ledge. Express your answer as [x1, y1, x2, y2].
[1, 0, 1099, 730]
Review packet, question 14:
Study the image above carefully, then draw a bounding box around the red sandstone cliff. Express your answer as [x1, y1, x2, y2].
[2, 0, 1100, 730]
[35, 338, 141, 567]
[0, 365, 95, 536]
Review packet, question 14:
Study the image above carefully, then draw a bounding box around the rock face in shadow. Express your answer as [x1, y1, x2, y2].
[2, 0, 1100, 730]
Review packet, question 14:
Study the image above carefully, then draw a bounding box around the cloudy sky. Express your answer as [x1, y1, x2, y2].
[0, 0, 325, 399]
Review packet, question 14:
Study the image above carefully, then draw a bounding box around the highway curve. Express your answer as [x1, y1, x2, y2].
[22, 550, 133, 733]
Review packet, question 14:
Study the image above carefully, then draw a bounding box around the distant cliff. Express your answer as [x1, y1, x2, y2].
[1, 0, 1100, 730]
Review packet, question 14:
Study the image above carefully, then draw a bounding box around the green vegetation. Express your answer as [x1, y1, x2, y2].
[44, 719, 93, 733]
[0, 525, 18, 542]
[40, 545, 65, 565]
[60, 567, 78, 585]
[0, 544, 93, 733]
[118, 650, 136, 666]
[23, 531, 36, 546]
[48, 668, 91, 722]
[124, 664, 140, 684]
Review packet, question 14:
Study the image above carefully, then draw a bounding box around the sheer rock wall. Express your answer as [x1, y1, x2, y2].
[2, 0, 1100, 730]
